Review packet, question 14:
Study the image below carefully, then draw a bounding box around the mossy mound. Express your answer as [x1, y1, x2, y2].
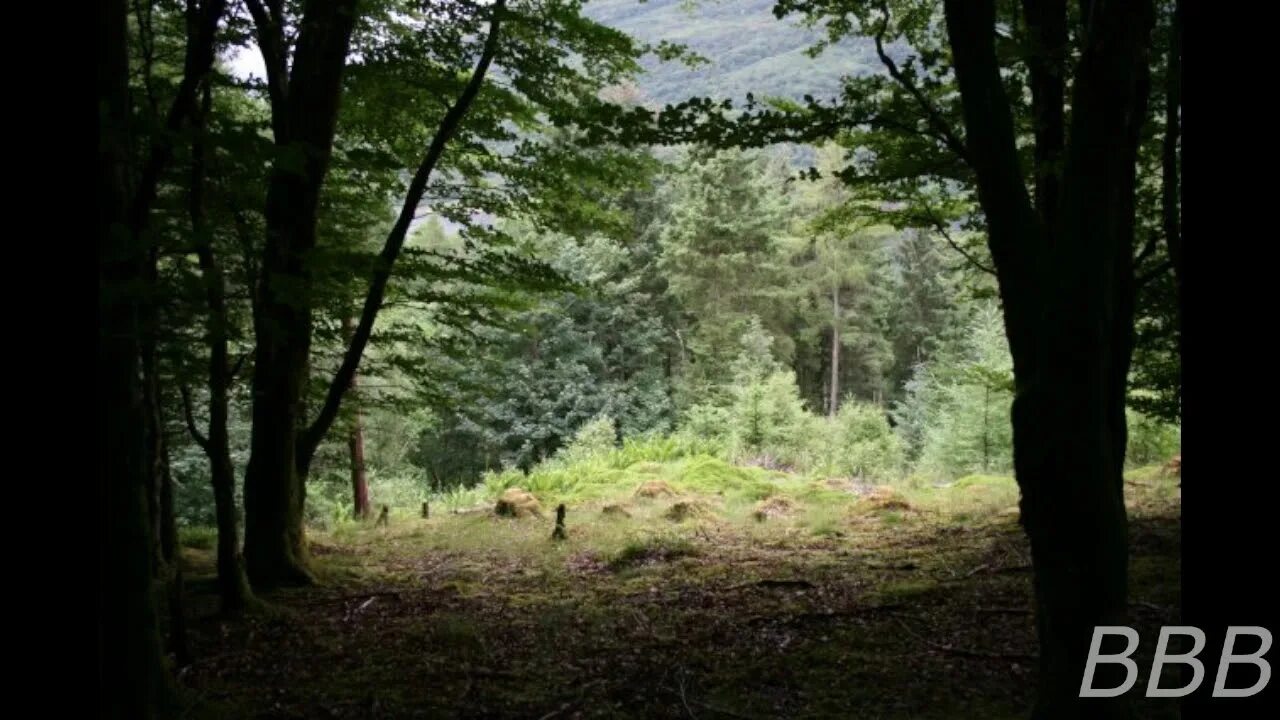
[635, 480, 678, 498]
[665, 500, 712, 522]
[494, 488, 543, 518]
[601, 504, 633, 518]
[859, 487, 913, 512]
[608, 535, 696, 570]
[753, 496, 797, 521]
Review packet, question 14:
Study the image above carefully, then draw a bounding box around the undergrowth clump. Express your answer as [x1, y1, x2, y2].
[608, 532, 697, 570]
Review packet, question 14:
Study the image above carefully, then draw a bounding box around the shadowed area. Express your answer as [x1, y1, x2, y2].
[174, 465, 1180, 719]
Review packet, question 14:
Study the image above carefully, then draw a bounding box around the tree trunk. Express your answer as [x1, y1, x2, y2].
[343, 315, 371, 520]
[242, 0, 360, 589]
[158, 431, 191, 667]
[143, 345, 165, 575]
[188, 80, 255, 615]
[98, 0, 174, 715]
[942, 0, 1154, 715]
[294, 0, 508, 473]
[828, 285, 840, 417]
[1162, 0, 1182, 419]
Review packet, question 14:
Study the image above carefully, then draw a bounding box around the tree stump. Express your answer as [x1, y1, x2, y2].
[551, 504, 567, 541]
[421, 501, 430, 519]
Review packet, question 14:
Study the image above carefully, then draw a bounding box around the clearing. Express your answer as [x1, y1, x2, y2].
[175, 461, 1180, 719]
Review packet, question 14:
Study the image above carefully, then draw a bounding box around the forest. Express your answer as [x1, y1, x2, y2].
[99, 0, 1182, 718]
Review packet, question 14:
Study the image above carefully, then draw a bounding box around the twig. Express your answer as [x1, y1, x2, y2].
[977, 607, 1032, 616]
[1130, 600, 1174, 617]
[958, 563, 1032, 579]
[725, 579, 815, 591]
[691, 699, 761, 720]
[894, 616, 1037, 661]
[299, 590, 403, 607]
[745, 603, 905, 625]
[537, 703, 573, 720]
[677, 668, 698, 720]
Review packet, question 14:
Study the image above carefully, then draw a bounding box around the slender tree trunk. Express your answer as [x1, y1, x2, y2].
[942, 0, 1155, 715]
[1162, 0, 1182, 419]
[158, 430, 191, 666]
[343, 315, 370, 520]
[143, 346, 165, 575]
[242, 0, 360, 589]
[828, 285, 840, 417]
[187, 81, 254, 615]
[99, 0, 173, 715]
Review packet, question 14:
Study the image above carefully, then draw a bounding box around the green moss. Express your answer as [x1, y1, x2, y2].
[608, 533, 696, 570]
[179, 525, 218, 550]
[952, 474, 1015, 490]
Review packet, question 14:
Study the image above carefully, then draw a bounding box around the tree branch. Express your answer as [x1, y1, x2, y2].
[942, 0, 1043, 315]
[1019, 0, 1067, 235]
[244, 0, 290, 134]
[228, 350, 253, 384]
[872, 0, 970, 165]
[1134, 230, 1159, 264]
[298, 0, 509, 466]
[127, 0, 228, 235]
[1136, 259, 1172, 288]
[179, 386, 211, 452]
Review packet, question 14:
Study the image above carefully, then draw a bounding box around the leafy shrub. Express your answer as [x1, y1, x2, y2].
[1126, 409, 1180, 467]
[828, 400, 904, 480]
[556, 415, 618, 466]
[727, 370, 811, 467]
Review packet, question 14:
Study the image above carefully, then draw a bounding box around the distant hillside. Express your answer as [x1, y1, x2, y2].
[584, 0, 879, 106]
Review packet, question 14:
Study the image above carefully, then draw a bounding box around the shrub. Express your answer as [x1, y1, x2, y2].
[1126, 409, 1180, 467]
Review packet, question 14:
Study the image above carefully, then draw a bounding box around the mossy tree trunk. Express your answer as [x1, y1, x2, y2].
[99, 0, 174, 714]
[241, 0, 360, 589]
[99, 0, 225, 713]
[342, 315, 370, 520]
[185, 80, 256, 615]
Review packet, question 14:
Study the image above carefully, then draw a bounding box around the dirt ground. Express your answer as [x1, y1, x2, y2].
[173, 471, 1181, 719]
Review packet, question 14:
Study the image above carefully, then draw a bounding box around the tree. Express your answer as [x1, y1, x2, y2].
[100, 3, 173, 709]
[641, 0, 1160, 709]
[658, 146, 794, 406]
[179, 77, 257, 616]
[940, 1, 1157, 714]
[101, 0, 227, 712]
[787, 144, 896, 413]
[882, 228, 967, 400]
[238, 0, 677, 587]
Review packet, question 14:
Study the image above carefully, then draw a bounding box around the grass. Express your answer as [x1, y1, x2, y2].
[173, 458, 1182, 720]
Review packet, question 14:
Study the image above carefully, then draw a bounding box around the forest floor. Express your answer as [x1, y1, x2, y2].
[175, 464, 1181, 719]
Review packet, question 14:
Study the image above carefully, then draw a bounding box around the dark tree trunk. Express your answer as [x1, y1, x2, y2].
[187, 81, 255, 615]
[1162, 0, 1182, 417]
[242, 0, 360, 589]
[943, 0, 1155, 716]
[342, 315, 371, 520]
[143, 347, 165, 575]
[157, 432, 191, 667]
[98, 0, 174, 715]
